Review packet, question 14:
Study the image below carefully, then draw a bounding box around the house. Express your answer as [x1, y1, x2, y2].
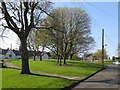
[0, 48, 51, 59]
[83, 53, 96, 62]
[0, 48, 21, 59]
[0, 48, 3, 59]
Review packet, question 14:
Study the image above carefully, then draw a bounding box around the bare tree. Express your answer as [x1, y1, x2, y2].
[34, 30, 47, 61]
[16, 29, 47, 61]
[44, 8, 94, 65]
[0, 1, 52, 74]
[27, 30, 38, 61]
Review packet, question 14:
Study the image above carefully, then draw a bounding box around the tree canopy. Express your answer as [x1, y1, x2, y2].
[43, 8, 94, 65]
[0, 1, 52, 74]
[92, 49, 108, 60]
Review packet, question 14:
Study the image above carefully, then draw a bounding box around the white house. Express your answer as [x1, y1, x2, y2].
[0, 48, 3, 58]
[0, 48, 21, 59]
[0, 48, 51, 59]
[5, 50, 16, 58]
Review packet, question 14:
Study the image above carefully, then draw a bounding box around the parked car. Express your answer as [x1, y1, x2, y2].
[113, 61, 120, 65]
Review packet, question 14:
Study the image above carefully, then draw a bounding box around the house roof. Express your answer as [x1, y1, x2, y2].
[13, 50, 20, 56]
[2, 49, 8, 55]
[46, 52, 51, 57]
[84, 53, 93, 57]
[13, 50, 38, 56]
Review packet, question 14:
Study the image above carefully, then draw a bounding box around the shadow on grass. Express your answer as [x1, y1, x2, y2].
[3, 67, 69, 80]
[2, 68, 75, 90]
[28, 73, 63, 79]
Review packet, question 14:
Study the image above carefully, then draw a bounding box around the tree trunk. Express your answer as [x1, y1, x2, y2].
[59, 58, 61, 66]
[70, 54, 73, 60]
[63, 43, 68, 65]
[40, 55, 42, 61]
[57, 56, 59, 64]
[56, 47, 59, 64]
[33, 50, 36, 61]
[33, 54, 36, 61]
[63, 55, 67, 65]
[19, 39, 31, 74]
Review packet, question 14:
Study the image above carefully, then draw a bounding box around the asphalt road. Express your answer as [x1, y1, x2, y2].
[72, 65, 120, 89]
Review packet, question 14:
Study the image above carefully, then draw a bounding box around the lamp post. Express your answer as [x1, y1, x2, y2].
[102, 29, 105, 68]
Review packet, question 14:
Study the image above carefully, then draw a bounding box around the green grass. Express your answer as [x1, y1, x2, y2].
[9, 59, 103, 76]
[104, 60, 112, 65]
[2, 68, 76, 88]
[0, 68, 2, 89]
[93, 60, 112, 65]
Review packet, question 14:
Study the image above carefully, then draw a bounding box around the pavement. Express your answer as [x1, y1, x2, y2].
[72, 65, 120, 89]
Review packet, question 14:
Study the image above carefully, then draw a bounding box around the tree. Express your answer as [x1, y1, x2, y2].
[44, 8, 94, 65]
[92, 49, 108, 60]
[27, 30, 37, 61]
[16, 31, 38, 61]
[72, 53, 79, 60]
[16, 30, 46, 61]
[0, 1, 52, 74]
[50, 51, 58, 59]
[34, 30, 47, 61]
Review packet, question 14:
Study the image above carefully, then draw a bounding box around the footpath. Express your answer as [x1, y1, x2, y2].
[72, 64, 120, 89]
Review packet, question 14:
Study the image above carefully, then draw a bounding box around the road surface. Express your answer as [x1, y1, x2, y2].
[73, 65, 120, 89]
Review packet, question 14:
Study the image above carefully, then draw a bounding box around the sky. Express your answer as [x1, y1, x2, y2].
[53, 1, 118, 58]
[119, 2, 120, 45]
[0, 1, 118, 58]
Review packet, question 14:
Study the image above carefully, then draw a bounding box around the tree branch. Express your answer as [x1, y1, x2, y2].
[24, 2, 29, 30]
[1, 2, 19, 35]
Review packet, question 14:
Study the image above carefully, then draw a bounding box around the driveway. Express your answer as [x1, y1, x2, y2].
[72, 65, 120, 89]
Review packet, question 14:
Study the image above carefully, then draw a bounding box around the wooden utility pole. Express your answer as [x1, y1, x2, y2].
[102, 29, 104, 68]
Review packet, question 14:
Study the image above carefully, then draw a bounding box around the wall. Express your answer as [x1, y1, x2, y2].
[5, 50, 16, 58]
[42, 54, 49, 59]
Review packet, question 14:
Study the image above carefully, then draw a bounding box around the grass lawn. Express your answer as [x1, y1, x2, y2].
[0, 68, 2, 89]
[2, 68, 76, 88]
[9, 59, 105, 76]
[93, 60, 112, 65]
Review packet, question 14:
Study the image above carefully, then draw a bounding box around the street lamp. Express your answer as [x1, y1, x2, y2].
[101, 29, 107, 68]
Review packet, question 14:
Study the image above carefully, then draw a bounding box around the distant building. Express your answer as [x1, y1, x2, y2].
[83, 53, 99, 62]
[0, 48, 51, 59]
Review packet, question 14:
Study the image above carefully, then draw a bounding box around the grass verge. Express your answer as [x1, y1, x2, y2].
[0, 68, 2, 90]
[2, 68, 76, 88]
[9, 59, 103, 76]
